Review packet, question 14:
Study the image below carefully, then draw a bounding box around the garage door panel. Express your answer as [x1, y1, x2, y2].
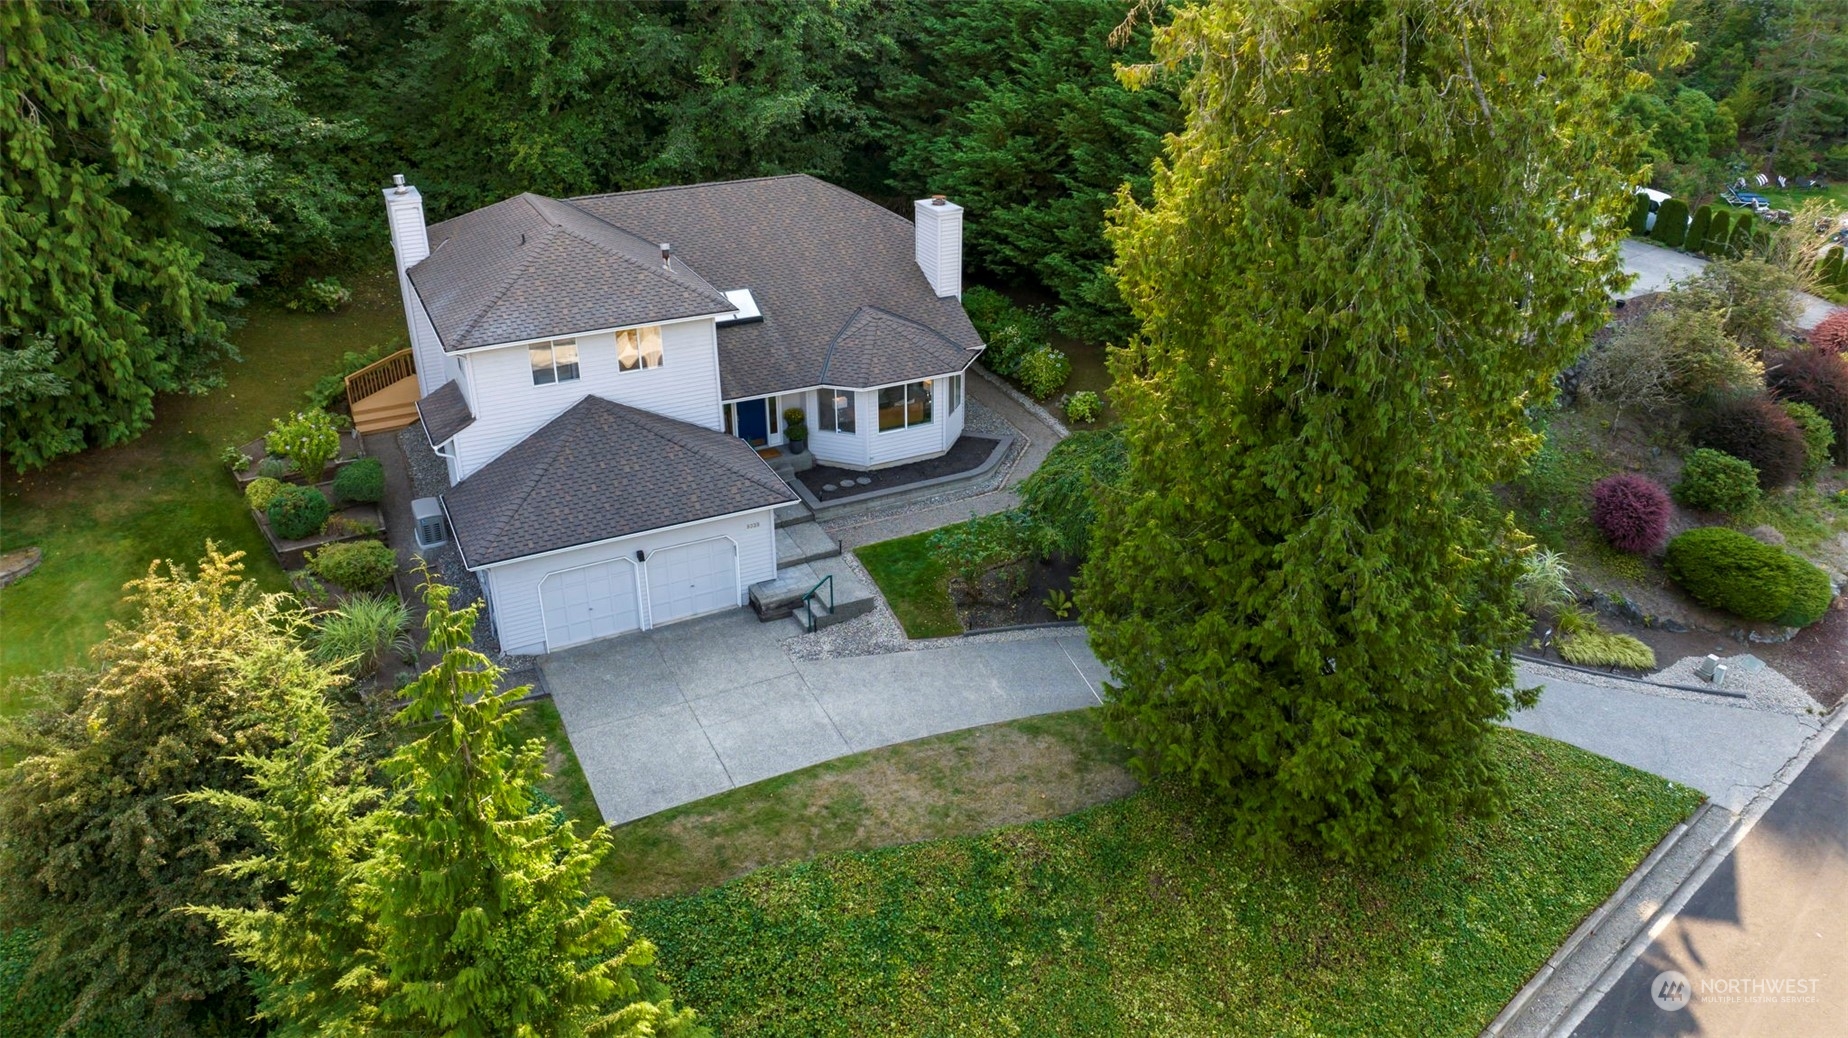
[647, 539, 737, 626]
[540, 558, 641, 650]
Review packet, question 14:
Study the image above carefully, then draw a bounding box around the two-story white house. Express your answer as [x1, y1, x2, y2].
[382, 174, 984, 655]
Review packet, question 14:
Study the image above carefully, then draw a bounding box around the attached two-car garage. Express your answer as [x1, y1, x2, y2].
[535, 537, 742, 651]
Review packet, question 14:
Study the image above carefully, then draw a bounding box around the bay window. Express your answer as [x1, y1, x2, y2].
[877, 379, 933, 432]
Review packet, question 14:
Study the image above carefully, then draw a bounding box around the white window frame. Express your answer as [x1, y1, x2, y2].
[948, 373, 962, 415]
[529, 338, 580, 386]
[617, 326, 664, 372]
[876, 379, 934, 433]
[817, 387, 856, 433]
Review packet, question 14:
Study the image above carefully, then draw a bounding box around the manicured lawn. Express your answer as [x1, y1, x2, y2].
[853, 530, 962, 638]
[0, 270, 400, 703]
[522, 703, 1135, 900]
[625, 729, 1701, 1037]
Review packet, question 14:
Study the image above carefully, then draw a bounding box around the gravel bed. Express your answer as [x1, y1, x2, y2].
[395, 426, 501, 657]
[1516, 656, 1823, 717]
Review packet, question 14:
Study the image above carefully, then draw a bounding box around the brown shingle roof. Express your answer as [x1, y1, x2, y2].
[570, 175, 984, 397]
[409, 194, 735, 351]
[820, 307, 976, 389]
[442, 396, 795, 566]
[415, 380, 474, 446]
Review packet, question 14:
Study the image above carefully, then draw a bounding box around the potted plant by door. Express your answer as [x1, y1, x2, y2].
[782, 407, 809, 454]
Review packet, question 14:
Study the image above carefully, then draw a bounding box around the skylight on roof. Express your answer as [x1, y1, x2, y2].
[716, 288, 762, 326]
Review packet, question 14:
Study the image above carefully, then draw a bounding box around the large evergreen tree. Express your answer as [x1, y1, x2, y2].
[0, 0, 236, 471]
[0, 547, 330, 1034]
[193, 578, 698, 1037]
[1083, 0, 1677, 862]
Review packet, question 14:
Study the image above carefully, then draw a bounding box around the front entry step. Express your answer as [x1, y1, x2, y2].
[748, 557, 877, 629]
[775, 522, 840, 568]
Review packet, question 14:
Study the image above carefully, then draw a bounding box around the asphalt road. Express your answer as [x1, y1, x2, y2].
[1572, 723, 1848, 1037]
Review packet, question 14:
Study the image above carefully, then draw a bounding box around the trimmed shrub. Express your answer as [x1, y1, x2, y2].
[1686, 392, 1808, 489]
[256, 455, 295, 480]
[1664, 527, 1793, 622]
[1015, 346, 1072, 400]
[1627, 193, 1652, 236]
[981, 324, 1036, 378]
[264, 409, 342, 481]
[1782, 401, 1836, 479]
[308, 539, 396, 592]
[1809, 310, 1848, 357]
[1017, 428, 1128, 560]
[1559, 630, 1657, 670]
[266, 484, 330, 540]
[1768, 349, 1848, 464]
[332, 456, 384, 503]
[1590, 474, 1671, 553]
[1650, 197, 1688, 248]
[244, 476, 285, 513]
[1686, 205, 1712, 253]
[1672, 448, 1762, 514]
[1704, 209, 1731, 255]
[1063, 390, 1104, 424]
[1727, 212, 1757, 257]
[1778, 558, 1834, 628]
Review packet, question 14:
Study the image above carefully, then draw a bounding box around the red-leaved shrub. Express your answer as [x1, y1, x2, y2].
[1769, 349, 1848, 464]
[1687, 391, 1809, 488]
[1591, 474, 1671, 554]
[1809, 310, 1848, 356]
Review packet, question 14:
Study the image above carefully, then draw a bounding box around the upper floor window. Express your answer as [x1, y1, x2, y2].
[877, 379, 932, 432]
[618, 326, 664, 371]
[529, 338, 579, 385]
[817, 388, 855, 433]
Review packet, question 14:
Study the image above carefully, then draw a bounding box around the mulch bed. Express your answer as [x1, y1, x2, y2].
[952, 554, 1080, 630]
[796, 435, 999, 502]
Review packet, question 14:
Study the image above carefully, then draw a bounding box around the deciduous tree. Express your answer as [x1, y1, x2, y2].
[1083, 0, 1677, 862]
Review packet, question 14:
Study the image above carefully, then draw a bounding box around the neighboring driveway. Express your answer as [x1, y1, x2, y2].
[540, 610, 1105, 824]
[1619, 238, 1839, 330]
[1506, 664, 1824, 812]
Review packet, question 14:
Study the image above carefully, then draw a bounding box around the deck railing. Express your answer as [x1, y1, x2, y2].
[345, 348, 416, 404]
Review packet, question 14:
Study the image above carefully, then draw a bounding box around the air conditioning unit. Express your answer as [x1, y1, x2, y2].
[412, 497, 448, 550]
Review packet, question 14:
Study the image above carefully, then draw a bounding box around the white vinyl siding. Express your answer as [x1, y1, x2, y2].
[481, 508, 777, 655]
[809, 388, 869, 466]
[450, 317, 723, 480]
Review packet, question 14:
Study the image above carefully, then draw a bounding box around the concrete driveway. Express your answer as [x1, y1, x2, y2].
[539, 611, 1106, 824]
[1506, 665, 1824, 811]
[1620, 238, 1839, 329]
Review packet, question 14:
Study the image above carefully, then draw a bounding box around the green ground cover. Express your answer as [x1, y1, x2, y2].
[853, 530, 963, 638]
[624, 729, 1701, 1037]
[0, 271, 400, 702]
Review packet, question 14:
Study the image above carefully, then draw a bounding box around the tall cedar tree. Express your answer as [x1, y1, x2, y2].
[191, 576, 699, 1037]
[1086, 0, 1677, 862]
[0, 548, 325, 1035]
[0, 0, 236, 471]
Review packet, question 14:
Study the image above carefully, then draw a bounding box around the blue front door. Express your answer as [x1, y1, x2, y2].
[736, 398, 768, 444]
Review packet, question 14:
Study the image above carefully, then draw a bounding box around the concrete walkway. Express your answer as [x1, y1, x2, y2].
[541, 611, 1103, 824]
[1506, 663, 1824, 811]
[1619, 238, 1839, 330]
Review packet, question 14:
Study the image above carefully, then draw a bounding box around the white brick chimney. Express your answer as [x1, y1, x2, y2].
[913, 195, 963, 299]
[382, 174, 445, 396]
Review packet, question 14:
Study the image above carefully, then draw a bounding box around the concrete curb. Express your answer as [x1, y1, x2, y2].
[1539, 700, 1848, 1037]
[792, 434, 1015, 517]
[1481, 801, 1718, 1037]
[1513, 652, 1750, 701]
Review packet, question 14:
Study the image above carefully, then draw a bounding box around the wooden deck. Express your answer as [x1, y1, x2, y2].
[350, 374, 420, 433]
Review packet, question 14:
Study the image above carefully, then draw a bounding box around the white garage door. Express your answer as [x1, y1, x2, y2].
[540, 558, 641, 650]
[647, 538, 738, 626]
